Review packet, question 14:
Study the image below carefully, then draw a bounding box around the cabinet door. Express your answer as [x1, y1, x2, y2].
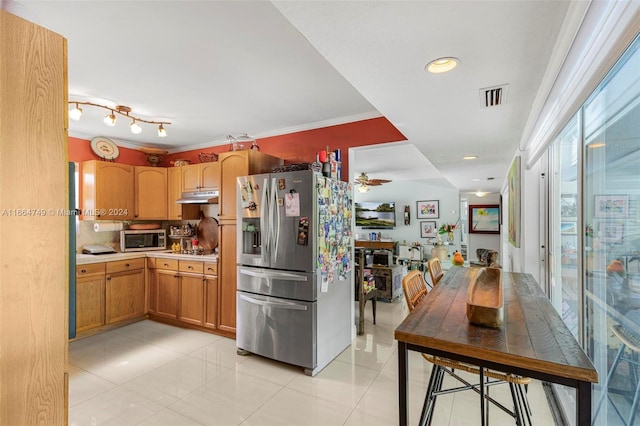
[76, 275, 105, 333]
[134, 166, 167, 220]
[181, 164, 201, 192]
[168, 167, 199, 220]
[179, 274, 205, 326]
[106, 268, 145, 324]
[96, 162, 134, 220]
[155, 269, 179, 320]
[218, 223, 237, 333]
[204, 275, 218, 329]
[199, 162, 220, 191]
[218, 151, 248, 220]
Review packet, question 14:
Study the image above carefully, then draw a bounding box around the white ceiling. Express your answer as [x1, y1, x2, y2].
[11, 0, 574, 193]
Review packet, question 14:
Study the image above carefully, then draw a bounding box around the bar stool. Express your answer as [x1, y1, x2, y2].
[594, 324, 640, 425]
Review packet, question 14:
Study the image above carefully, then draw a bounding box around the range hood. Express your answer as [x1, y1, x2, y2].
[176, 190, 219, 204]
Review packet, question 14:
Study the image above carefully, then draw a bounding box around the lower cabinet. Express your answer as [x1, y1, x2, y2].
[74, 258, 146, 337]
[149, 259, 219, 333]
[106, 266, 145, 324]
[76, 263, 106, 333]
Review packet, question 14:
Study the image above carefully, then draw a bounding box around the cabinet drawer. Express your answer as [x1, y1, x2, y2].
[204, 262, 218, 276]
[155, 258, 178, 271]
[179, 260, 204, 274]
[106, 258, 145, 274]
[76, 263, 105, 277]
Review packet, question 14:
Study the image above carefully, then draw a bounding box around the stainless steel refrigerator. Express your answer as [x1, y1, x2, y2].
[236, 170, 353, 376]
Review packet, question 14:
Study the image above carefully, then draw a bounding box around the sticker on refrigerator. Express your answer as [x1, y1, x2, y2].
[297, 217, 309, 245]
[240, 181, 254, 208]
[285, 192, 300, 216]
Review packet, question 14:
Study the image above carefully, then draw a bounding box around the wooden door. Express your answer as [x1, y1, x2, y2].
[134, 166, 167, 220]
[179, 274, 205, 326]
[0, 10, 68, 424]
[168, 166, 199, 220]
[204, 275, 218, 330]
[199, 162, 220, 191]
[218, 223, 237, 334]
[105, 268, 145, 324]
[218, 151, 248, 221]
[154, 269, 179, 320]
[95, 162, 134, 220]
[181, 164, 201, 192]
[75, 274, 105, 333]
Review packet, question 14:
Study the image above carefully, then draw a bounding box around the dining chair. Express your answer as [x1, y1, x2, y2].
[593, 323, 640, 426]
[427, 257, 444, 286]
[401, 270, 532, 426]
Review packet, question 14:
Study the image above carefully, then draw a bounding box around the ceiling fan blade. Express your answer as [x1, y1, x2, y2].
[367, 179, 392, 186]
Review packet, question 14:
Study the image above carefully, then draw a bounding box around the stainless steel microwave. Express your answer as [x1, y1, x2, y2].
[120, 229, 166, 252]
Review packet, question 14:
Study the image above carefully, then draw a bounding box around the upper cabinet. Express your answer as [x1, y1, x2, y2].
[182, 163, 220, 192]
[217, 151, 283, 222]
[82, 161, 134, 220]
[168, 166, 199, 220]
[134, 166, 167, 220]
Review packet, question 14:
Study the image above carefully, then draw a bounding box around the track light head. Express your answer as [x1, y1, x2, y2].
[103, 111, 116, 126]
[130, 120, 142, 134]
[69, 103, 83, 121]
[157, 124, 167, 138]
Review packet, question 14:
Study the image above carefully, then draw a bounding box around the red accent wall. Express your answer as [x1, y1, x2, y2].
[69, 136, 148, 165]
[69, 117, 406, 180]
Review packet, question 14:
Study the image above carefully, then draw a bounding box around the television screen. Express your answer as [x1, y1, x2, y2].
[355, 202, 396, 229]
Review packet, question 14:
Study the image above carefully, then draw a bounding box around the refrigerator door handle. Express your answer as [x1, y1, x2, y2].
[239, 294, 308, 311]
[260, 177, 269, 264]
[239, 268, 309, 282]
[270, 177, 280, 263]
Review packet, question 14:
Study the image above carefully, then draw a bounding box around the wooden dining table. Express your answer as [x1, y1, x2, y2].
[394, 266, 598, 426]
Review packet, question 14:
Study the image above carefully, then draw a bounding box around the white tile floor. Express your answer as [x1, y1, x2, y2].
[69, 300, 556, 425]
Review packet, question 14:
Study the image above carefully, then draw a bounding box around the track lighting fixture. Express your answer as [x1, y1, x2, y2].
[68, 101, 170, 137]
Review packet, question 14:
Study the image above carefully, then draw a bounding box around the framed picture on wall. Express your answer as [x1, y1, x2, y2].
[416, 200, 439, 219]
[594, 195, 629, 218]
[420, 221, 437, 238]
[469, 204, 500, 234]
[599, 222, 624, 243]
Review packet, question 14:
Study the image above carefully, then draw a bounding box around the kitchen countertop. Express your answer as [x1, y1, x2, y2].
[76, 250, 218, 265]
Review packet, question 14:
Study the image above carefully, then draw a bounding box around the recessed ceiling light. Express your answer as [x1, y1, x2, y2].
[588, 142, 606, 148]
[425, 57, 459, 74]
[475, 192, 487, 197]
[463, 156, 477, 160]
[472, 178, 480, 182]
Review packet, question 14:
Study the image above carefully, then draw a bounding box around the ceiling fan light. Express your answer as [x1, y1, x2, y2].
[69, 104, 83, 121]
[103, 112, 116, 126]
[157, 124, 167, 138]
[130, 120, 142, 134]
[357, 184, 369, 193]
[426, 57, 459, 74]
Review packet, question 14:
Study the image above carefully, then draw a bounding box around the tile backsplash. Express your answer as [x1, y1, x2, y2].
[75, 204, 219, 253]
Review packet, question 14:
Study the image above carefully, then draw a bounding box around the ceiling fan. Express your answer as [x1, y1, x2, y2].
[354, 172, 391, 193]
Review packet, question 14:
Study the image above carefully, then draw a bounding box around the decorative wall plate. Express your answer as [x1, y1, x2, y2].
[90, 136, 120, 160]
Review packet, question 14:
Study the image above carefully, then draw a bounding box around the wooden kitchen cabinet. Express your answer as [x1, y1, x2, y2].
[181, 162, 220, 192]
[75, 263, 106, 333]
[179, 274, 205, 326]
[82, 160, 134, 220]
[105, 259, 145, 324]
[153, 269, 180, 320]
[217, 151, 283, 221]
[218, 223, 237, 333]
[168, 166, 199, 220]
[204, 262, 218, 330]
[134, 166, 167, 220]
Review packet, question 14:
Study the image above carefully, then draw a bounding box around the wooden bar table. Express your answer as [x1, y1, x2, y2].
[394, 266, 598, 426]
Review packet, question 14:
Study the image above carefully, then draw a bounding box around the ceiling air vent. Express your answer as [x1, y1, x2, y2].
[480, 84, 509, 108]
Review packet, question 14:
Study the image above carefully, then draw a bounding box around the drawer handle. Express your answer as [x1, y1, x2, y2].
[207, 268, 213, 271]
[188, 266, 193, 269]
[125, 263, 130, 267]
[164, 263, 169, 267]
[81, 269, 87, 273]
